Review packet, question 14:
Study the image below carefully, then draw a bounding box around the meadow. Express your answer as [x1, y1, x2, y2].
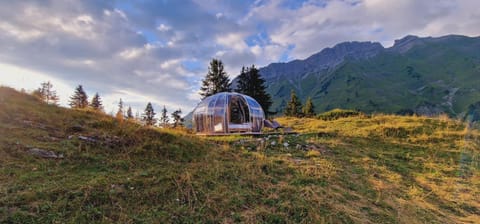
[1, 86, 479, 223]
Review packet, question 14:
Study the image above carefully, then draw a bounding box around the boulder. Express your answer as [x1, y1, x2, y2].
[28, 148, 64, 159]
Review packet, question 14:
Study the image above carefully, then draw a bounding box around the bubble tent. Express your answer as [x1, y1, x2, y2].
[192, 92, 265, 135]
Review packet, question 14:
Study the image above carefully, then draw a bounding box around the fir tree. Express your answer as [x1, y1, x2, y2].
[302, 97, 315, 117]
[126, 106, 134, 119]
[284, 90, 302, 117]
[200, 59, 231, 99]
[160, 105, 169, 128]
[116, 99, 124, 121]
[171, 109, 184, 128]
[235, 65, 272, 115]
[90, 92, 103, 111]
[142, 102, 157, 126]
[34, 81, 59, 105]
[69, 85, 88, 108]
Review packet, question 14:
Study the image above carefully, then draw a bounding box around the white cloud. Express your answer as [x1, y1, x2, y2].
[119, 47, 144, 60]
[1, 0, 480, 116]
[244, 0, 480, 59]
[216, 32, 249, 51]
[114, 9, 128, 20]
[157, 24, 171, 32]
[0, 21, 45, 41]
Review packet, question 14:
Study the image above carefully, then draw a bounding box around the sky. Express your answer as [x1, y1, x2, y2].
[1, 0, 480, 116]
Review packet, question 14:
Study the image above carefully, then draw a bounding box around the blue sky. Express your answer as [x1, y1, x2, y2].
[1, 0, 480, 115]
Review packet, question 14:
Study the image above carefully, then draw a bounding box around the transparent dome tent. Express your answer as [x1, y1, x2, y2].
[193, 92, 265, 135]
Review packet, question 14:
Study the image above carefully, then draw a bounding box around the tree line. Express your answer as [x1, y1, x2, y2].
[33, 81, 183, 128]
[284, 90, 315, 118]
[199, 59, 273, 116]
[199, 58, 315, 117]
[33, 58, 315, 127]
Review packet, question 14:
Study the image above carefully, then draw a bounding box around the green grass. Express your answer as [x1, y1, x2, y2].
[1, 86, 479, 223]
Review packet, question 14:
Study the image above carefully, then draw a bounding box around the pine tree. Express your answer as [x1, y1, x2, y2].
[34, 81, 59, 105]
[116, 99, 124, 121]
[142, 102, 157, 126]
[90, 92, 103, 111]
[236, 66, 249, 93]
[235, 65, 272, 115]
[159, 105, 169, 128]
[126, 106, 133, 119]
[284, 90, 302, 117]
[302, 97, 315, 117]
[69, 85, 88, 108]
[171, 109, 184, 128]
[200, 59, 231, 99]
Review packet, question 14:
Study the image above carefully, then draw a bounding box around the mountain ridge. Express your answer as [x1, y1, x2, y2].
[235, 34, 480, 118]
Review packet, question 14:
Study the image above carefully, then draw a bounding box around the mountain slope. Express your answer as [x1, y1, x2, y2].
[245, 34, 480, 117]
[1, 87, 479, 223]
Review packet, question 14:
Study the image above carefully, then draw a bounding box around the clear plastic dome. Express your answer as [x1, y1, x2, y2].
[193, 92, 265, 134]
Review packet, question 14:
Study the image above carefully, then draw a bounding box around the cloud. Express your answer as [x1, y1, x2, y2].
[244, 0, 480, 59]
[0, 0, 206, 114]
[1, 0, 480, 116]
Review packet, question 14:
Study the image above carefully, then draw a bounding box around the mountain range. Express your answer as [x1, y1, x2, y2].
[236, 34, 480, 119]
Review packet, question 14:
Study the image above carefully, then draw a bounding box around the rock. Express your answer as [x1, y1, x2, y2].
[78, 135, 96, 143]
[291, 158, 304, 164]
[307, 144, 329, 154]
[28, 148, 64, 159]
[68, 125, 84, 132]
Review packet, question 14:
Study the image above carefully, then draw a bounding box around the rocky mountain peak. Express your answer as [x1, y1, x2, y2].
[254, 41, 384, 80]
[309, 41, 384, 61]
[391, 35, 422, 53]
[393, 35, 419, 46]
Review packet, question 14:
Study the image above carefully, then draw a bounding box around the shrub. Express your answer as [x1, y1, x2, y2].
[317, 109, 362, 121]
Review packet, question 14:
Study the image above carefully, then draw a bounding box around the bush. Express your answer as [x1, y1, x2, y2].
[317, 109, 362, 121]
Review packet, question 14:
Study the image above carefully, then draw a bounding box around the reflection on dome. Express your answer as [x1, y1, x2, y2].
[192, 92, 265, 135]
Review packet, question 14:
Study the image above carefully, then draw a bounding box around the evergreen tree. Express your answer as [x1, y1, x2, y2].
[236, 66, 249, 92]
[142, 102, 157, 126]
[34, 81, 59, 105]
[159, 105, 169, 128]
[235, 65, 272, 115]
[302, 97, 315, 117]
[126, 106, 134, 119]
[90, 92, 103, 111]
[284, 90, 302, 117]
[69, 85, 88, 108]
[200, 59, 231, 99]
[116, 99, 124, 121]
[171, 109, 184, 128]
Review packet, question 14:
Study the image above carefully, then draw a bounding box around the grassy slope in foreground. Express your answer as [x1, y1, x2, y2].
[1, 86, 479, 223]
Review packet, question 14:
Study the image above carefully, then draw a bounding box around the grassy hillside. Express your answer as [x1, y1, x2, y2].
[1, 86, 480, 223]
